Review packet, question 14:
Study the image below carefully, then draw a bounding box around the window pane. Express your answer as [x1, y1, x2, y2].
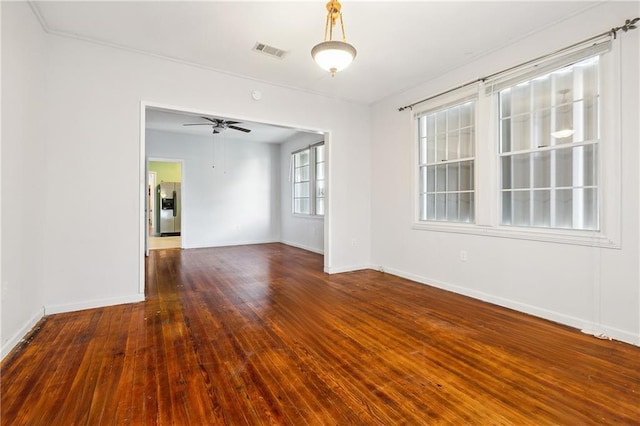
[533, 151, 551, 188]
[294, 198, 310, 214]
[316, 180, 325, 198]
[501, 118, 512, 153]
[582, 144, 598, 187]
[501, 156, 512, 190]
[448, 131, 460, 160]
[512, 153, 531, 189]
[447, 193, 459, 221]
[555, 148, 573, 188]
[512, 190, 531, 226]
[582, 188, 598, 230]
[532, 189, 551, 227]
[459, 161, 473, 191]
[315, 145, 325, 162]
[427, 114, 436, 163]
[459, 128, 474, 158]
[316, 164, 325, 181]
[426, 166, 436, 193]
[447, 163, 459, 192]
[459, 192, 474, 223]
[512, 83, 531, 116]
[448, 106, 459, 130]
[436, 194, 446, 220]
[555, 188, 573, 228]
[294, 182, 309, 197]
[512, 114, 531, 151]
[426, 194, 436, 220]
[436, 165, 446, 192]
[436, 132, 447, 162]
[296, 150, 310, 166]
[501, 191, 512, 225]
[295, 165, 309, 182]
[460, 102, 473, 128]
[419, 193, 427, 221]
[533, 109, 552, 148]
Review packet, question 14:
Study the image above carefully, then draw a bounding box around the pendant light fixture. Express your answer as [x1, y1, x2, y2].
[311, 0, 357, 76]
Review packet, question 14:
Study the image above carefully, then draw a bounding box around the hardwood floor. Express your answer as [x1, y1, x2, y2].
[2, 243, 639, 424]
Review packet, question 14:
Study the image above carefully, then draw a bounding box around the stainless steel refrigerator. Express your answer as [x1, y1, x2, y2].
[158, 182, 181, 236]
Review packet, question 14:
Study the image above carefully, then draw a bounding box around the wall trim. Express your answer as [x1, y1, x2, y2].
[281, 240, 324, 255]
[44, 294, 144, 316]
[183, 239, 281, 250]
[325, 264, 372, 274]
[383, 266, 639, 347]
[1, 307, 45, 360]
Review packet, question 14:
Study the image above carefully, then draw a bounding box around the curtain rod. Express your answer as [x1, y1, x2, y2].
[398, 17, 639, 112]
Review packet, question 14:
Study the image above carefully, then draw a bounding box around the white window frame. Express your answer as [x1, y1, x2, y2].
[412, 38, 621, 248]
[414, 87, 479, 225]
[292, 142, 325, 217]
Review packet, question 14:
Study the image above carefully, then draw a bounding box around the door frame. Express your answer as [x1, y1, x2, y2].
[148, 171, 157, 237]
[139, 101, 330, 296]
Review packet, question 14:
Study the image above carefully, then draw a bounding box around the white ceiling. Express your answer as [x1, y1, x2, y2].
[31, 1, 600, 105]
[145, 108, 315, 142]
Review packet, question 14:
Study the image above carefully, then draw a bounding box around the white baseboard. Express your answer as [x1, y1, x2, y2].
[44, 293, 145, 315]
[280, 240, 324, 255]
[183, 238, 280, 250]
[383, 266, 639, 347]
[324, 264, 373, 274]
[1, 307, 45, 360]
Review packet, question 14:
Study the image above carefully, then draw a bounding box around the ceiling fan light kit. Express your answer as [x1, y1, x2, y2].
[311, 0, 357, 76]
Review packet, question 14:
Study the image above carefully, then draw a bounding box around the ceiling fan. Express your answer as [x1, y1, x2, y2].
[183, 116, 252, 133]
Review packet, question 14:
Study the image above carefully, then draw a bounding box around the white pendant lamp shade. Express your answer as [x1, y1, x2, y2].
[311, 0, 356, 76]
[311, 41, 357, 75]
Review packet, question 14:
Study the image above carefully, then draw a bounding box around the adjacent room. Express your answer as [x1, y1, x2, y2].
[2, 1, 639, 423]
[143, 107, 326, 255]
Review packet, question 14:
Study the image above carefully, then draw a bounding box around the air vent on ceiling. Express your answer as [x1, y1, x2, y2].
[253, 42, 287, 59]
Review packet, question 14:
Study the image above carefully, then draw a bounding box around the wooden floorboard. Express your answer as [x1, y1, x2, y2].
[2, 243, 639, 424]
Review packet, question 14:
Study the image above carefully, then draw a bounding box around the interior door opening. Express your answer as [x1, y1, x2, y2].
[147, 159, 182, 250]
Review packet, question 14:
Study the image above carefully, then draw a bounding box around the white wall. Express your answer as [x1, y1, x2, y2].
[280, 133, 325, 254]
[370, 2, 640, 345]
[146, 129, 281, 248]
[1, 2, 49, 357]
[0, 2, 371, 356]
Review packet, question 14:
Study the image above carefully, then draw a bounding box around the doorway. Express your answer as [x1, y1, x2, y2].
[147, 159, 183, 250]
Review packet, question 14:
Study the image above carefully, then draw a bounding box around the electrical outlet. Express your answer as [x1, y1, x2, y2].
[460, 250, 468, 262]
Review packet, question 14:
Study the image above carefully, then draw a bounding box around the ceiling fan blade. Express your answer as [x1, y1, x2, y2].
[183, 123, 214, 126]
[223, 121, 240, 125]
[228, 125, 251, 133]
[201, 117, 220, 125]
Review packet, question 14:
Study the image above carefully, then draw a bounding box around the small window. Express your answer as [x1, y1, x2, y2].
[417, 101, 476, 223]
[292, 143, 325, 216]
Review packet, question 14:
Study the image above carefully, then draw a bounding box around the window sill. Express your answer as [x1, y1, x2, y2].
[411, 221, 620, 249]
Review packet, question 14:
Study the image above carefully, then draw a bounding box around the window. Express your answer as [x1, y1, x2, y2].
[417, 101, 476, 223]
[293, 143, 325, 216]
[499, 57, 600, 230]
[412, 34, 619, 247]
